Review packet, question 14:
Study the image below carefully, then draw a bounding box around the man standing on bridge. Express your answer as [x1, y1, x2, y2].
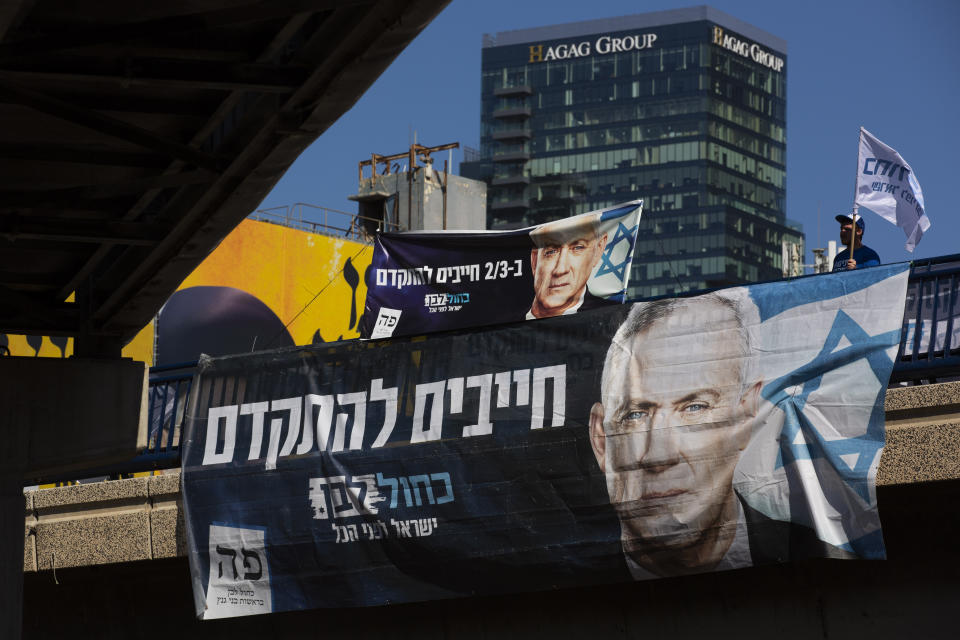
[833, 213, 881, 271]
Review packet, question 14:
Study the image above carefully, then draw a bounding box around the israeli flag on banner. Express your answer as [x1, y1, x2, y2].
[855, 127, 931, 252]
[733, 263, 910, 560]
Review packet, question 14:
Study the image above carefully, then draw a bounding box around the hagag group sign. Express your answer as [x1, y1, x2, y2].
[527, 33, 658, 62]
[711, 25, 784, 72]
[182, 263, 909, 619]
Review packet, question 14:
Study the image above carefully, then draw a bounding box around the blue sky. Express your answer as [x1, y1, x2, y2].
[259, 0, 960, 267]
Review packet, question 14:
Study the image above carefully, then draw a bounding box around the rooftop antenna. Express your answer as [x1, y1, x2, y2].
[817, 200, 821, 248]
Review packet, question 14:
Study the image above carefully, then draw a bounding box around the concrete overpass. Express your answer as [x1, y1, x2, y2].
[0, 2, 450, 636]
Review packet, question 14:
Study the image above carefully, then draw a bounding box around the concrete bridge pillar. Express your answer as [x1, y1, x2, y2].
[0, 356, 147, 638]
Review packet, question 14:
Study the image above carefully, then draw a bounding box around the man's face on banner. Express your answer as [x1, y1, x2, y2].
[530, 228, 606, 318]
[590, 300, 759, 570]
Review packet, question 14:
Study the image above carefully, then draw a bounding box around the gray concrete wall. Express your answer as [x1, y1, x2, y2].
[421, 172, 488, 231]
[23, 473, 182, 574]
[878, 381, 960, 485]
[353, 168, 487, 231]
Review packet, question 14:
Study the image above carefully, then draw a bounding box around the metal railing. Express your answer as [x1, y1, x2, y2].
[249, 203, 400, 240]
[890, 253, 960, 384]
[27, 254, 960, 483]
[140, 361, 195, 466]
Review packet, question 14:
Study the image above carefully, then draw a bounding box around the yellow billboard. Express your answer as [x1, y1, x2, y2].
[0, 294, 155, 362]
[1, 219, 372, 366]
[155, 218, 371, 364]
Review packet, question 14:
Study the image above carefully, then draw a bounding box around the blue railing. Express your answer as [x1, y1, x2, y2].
[29, 254, 960, 483]
[138, 360, 196, 467]
[890, 253, 960, 383]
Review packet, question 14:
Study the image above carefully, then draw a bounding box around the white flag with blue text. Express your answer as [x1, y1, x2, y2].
[855, 127, 930, 251]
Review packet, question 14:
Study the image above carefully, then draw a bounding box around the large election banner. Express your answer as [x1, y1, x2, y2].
[359, 201, 641, 339]
[182, 263, 908, 619]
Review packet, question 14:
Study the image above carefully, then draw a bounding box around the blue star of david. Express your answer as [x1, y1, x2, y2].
[761, 310, 900, 504]
[595, 221, 637, 282]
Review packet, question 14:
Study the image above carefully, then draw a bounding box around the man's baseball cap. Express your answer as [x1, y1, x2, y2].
[835, 214, 865, 231]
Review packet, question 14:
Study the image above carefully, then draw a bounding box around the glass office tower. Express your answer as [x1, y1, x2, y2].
[463, 7, 804, 297]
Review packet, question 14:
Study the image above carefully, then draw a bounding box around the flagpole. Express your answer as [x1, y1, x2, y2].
[849, 127, 863, 267]
[849, 213, 856, 263]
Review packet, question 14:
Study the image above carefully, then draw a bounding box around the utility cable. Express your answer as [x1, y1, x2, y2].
[263, 242, 372, 349]
[655, 234, 686, 295]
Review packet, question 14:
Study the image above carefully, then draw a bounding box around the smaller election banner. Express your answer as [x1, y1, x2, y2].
[359, 201, 641, 339]
[855, 127, 930, 251]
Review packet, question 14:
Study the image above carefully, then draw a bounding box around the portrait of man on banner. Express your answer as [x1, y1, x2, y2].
[589, 293, 761, 577]
[526, 213, 612, 319]
[586, 281, 898, 579]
